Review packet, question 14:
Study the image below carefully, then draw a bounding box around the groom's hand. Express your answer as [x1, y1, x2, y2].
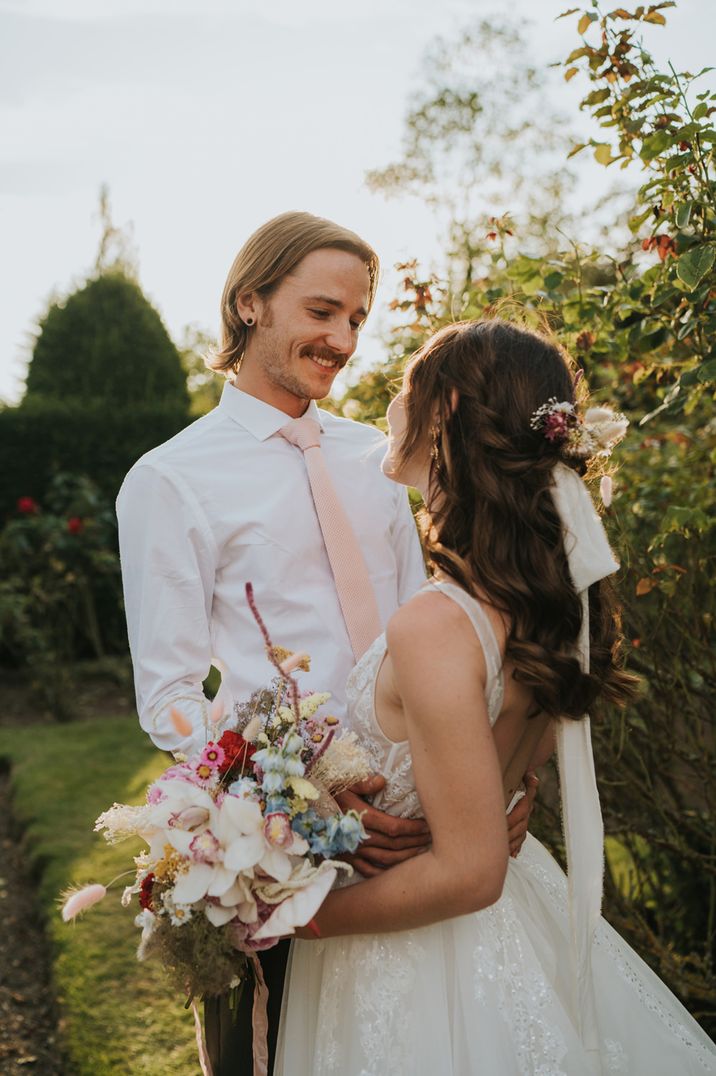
[507, 771, 539, 858]
[335, 776, 432, 878]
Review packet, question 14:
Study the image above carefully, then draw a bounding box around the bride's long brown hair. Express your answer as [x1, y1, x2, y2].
[397, 319, 636, 719]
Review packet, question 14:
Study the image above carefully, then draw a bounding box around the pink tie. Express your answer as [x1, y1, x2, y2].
[280, 415, 382, 661]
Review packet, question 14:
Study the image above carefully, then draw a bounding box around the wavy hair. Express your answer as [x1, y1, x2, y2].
[211, 212, 380, 376]
[397, 319, 636, 719]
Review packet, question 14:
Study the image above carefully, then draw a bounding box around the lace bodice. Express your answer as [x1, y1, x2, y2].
[345, 579, 504, 819]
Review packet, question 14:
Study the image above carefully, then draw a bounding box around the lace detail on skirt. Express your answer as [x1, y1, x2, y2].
[472, 894, 569, 1076]
[313, 940, 345, 1074]
[604, 1038, 629, 1072]
[354, 934, 426, 1075]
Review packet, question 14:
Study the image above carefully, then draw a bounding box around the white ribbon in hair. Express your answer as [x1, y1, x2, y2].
[550, 462, 619, 1061]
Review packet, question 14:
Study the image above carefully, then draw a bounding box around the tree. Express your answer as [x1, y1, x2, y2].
[23, 272, 189, 409]
[179, 324, 224, 417]
[366, 19, 585, 287]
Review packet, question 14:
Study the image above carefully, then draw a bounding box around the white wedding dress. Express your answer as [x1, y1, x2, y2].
[275, 581, 716, 1075]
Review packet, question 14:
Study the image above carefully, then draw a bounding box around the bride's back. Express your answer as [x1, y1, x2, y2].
[375, 577, 554, 807]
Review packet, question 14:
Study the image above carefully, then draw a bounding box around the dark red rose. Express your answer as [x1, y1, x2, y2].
[17, 496, 39, 515]
[139, 872, 155, 911]
[217, 730, 256, 775]
[67, 516, 84, 535]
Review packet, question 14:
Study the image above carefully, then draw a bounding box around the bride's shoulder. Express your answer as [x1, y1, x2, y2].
[386, 586, 481, 659]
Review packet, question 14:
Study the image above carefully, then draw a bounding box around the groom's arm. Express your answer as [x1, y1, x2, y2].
[117, 461, 218, 758]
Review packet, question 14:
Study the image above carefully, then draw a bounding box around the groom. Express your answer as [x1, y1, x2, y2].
[117, 211, 535, 1074]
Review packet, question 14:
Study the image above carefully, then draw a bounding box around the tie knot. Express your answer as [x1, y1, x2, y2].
[279, 415, 322, 453]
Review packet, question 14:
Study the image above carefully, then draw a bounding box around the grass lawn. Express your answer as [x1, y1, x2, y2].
[0, 717, 201, 1075]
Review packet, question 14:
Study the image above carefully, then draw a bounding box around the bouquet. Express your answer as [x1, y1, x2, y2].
[60, 583, 371, 1010]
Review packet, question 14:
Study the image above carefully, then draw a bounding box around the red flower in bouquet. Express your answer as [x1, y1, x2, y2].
[17, 496, 39, 515]
[217, 730, 256, 776]
[67, 516, 84, 535]
[139, 872, 155, 911]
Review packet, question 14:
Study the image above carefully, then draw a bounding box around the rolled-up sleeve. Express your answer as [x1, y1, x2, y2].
[116, 461, 218, 757]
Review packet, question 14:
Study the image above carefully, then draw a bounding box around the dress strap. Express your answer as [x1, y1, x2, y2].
[427, 579, 504, 721]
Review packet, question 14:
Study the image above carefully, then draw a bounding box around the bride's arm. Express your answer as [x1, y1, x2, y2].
[301, 591, 509, 939]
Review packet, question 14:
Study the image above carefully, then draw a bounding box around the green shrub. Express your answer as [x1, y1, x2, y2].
[24, 272, 189, 410]
[0, 399, 191, 517]
[0, 475, 126, 717]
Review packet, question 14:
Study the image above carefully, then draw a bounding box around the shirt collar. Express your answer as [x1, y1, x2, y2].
[218, 382, 324, 441]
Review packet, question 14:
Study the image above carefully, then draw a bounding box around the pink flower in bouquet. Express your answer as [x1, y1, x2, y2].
[200, 743, 226, 769]
[193, 761, 220, 788]
[263, 812, 293, 849]
[189, 829, 222, 864]
[168, 805, 210, 830]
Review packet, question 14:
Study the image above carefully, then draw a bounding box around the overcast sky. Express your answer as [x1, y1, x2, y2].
[1, 0, 713, 404]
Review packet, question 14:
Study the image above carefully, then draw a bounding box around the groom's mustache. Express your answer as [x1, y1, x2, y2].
[299, 344, 349, 367]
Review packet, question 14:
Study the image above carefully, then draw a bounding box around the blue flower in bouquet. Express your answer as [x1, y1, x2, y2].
[265, 793, 291, 815]
[333, 812, 365, 853]
[292, 808, 366, 858]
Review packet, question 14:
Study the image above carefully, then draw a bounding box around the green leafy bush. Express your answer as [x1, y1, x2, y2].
[0, 475, 126, 717]
[0, 399, 191, 517]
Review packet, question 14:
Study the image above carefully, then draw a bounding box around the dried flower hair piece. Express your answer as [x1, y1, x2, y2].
[530, 398, 628, 461]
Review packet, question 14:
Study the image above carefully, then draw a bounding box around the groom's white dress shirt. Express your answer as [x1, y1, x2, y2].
[117, 382, 426, 758]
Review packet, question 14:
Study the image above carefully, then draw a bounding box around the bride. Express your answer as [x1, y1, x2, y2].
[274, 318, 716, 1075]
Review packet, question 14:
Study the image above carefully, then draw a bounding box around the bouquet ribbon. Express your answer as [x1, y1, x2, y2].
[190, 955, 269, 1076]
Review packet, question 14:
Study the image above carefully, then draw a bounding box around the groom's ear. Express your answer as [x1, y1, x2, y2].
[236, 290, 259, 325]
[450, 388, 460, 414]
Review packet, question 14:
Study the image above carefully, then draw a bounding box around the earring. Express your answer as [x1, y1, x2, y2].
[245, 317, 254, 326]
[430, 424, 441, 462]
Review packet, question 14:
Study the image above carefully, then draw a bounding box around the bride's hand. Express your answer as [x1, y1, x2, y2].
[507, 771, 539, 858]
[335, 776, 432, 878]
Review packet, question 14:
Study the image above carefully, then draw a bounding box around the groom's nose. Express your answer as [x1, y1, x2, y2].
[323, 319, 355, 358]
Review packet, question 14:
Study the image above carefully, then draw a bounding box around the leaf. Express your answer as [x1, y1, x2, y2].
[584, 87, 611, 106]
[578, 11, 597, 33]
[557, 7, 580, 18]
[644, 11, 666, 24]
[697, 359, 716, 384]
[639, 129, 672, 160]
[676, 245, 715, 290]
[594, 143, 616, 165]
[661, 505, 712, 537]
[567, 142, 587, 158]
[565, 45, 591, 63]
[693, 102, 709, 120]
[674, 202, 693, 229]
[636, 577, 657, 596]
[565, 67, 579, 82]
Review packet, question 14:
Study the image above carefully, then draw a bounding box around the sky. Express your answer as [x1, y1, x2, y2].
[1, 0, 713, 405]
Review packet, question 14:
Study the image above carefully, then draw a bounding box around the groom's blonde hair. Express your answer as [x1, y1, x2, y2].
[211, 212, 380, 376]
